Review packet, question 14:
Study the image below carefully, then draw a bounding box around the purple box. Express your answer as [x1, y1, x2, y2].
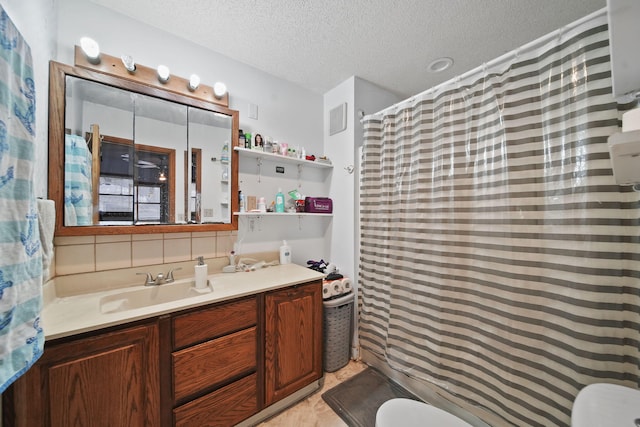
[305, 197, 333, 213]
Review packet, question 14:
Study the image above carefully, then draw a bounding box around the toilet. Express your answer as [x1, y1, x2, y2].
[376, 398, 472, 427]
[572, 383, 640, 427]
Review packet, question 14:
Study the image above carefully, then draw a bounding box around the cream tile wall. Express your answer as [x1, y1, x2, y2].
[54, 231, 237, 276]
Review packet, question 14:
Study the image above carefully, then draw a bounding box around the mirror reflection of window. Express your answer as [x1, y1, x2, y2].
[97, 138, 133, 224]
[97, 138, 175, 224]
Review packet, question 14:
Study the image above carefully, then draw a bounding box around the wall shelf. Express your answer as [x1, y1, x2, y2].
[234, 147, 333, 169]
[234, 212, 332, 217]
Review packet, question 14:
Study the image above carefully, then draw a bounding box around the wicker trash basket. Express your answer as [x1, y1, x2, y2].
[323, 292, 354, 372]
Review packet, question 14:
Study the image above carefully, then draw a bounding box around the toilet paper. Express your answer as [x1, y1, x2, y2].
[341, 278, 352, 293]
[330, 280, 344, 297]
[622, 108, 640, 132]
[322, 282, 332, 299]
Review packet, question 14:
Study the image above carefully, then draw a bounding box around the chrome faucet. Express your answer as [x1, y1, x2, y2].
[137, 267, 182, 286]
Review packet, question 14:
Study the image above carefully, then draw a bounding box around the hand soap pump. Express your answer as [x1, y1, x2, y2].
[279, 240, 291, 265]
[195, 256, 208, 289]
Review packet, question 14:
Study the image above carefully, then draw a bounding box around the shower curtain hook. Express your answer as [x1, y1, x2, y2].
[557, 26, 565, 43]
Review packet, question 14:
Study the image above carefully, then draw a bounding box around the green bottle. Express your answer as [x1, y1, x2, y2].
[275, 188, 285, 213]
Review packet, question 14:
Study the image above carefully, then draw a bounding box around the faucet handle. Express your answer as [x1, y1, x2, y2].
[136, 272, 155, 286]
[166, 267, 182, 282]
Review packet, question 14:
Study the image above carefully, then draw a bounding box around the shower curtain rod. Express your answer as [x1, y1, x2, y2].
[372, 7, 607, 117]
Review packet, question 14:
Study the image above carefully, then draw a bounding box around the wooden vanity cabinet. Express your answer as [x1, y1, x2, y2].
[3, 320, 160, 427]
[3, 279, 323, 427]
[264, 279, 323, 406]
[170, 295, 261, 427]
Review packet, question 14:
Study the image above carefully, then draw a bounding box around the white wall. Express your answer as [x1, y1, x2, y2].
[52, 0, 327, 261]
[324, 78, 357, 278]
[56, 0, 323, 158]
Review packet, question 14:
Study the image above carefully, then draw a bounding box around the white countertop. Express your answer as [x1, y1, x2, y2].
[43, 263, 325, 341]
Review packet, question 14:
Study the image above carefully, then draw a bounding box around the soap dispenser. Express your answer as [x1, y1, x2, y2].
[279, 240, 291, 265]
[194, 256, 208, 289]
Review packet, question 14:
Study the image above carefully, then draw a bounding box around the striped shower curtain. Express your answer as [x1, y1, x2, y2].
[359, 11, 639, 427]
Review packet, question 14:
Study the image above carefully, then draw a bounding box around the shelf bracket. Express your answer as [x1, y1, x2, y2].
[247, 215, 263, 232]
[297, 164, 303, 188]
[256, 157, 263, 183]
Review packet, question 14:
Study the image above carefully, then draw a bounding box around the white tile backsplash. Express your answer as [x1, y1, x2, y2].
[96, 234, 131, 244]
[56, 243, 95, 275]
[164, 238, 191, 263]
[55, 233, 238, 276]
[132, 239, 164, 267]
[54, 235, 95, 246]
[132, 233, 164, 241]
[96, 242, 132, 270]
[192, 236, 216, 260]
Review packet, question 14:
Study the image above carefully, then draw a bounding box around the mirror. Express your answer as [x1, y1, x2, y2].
[49, 61, 239, 235]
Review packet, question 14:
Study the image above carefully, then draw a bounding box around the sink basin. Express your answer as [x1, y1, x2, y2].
[100, 280, 212, 314]
[572, 383, 640, 427]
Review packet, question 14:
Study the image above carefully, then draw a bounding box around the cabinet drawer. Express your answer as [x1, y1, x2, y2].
[173, 326, 256, 402]
[173, 373, 257, 427]
[173, 296, 257, 349]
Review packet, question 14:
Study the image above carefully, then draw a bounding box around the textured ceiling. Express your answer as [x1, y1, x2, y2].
[88, 0, 606, 98]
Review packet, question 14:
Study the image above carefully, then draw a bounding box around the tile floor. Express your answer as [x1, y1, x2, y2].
[258, 360, 368, 427]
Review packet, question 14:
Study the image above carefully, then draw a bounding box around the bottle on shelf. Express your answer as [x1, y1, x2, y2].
[221, 141, 229, 163]
[239, 190, 246, 212]
[275, 188, 285, 213]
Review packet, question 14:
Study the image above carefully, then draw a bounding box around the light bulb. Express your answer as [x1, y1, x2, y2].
[121, 55, 136, 72]
[157, 65, 170, 83]
[188, 74, 200, 91]
[80, 37, 100, 62]
[213, 81, 227, 98]
[158, 171, 167, 182]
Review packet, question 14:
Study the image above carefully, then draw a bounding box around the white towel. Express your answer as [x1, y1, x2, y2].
[37, 199, 55, 279]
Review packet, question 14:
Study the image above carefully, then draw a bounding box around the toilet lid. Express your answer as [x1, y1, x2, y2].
[572, 383, 640, 427]
[376, 398, 472, 427]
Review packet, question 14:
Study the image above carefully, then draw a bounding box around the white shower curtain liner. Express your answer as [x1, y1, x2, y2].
[359, 8, 639, 427]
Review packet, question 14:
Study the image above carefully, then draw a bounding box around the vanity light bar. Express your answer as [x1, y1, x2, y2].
[73, 45, 229, 108]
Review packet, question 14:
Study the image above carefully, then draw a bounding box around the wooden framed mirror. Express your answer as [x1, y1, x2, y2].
[48, 60, 239, 235]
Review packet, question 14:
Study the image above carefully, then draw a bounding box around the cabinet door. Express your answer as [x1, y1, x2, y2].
[264, 280, 323, 406]
[4, 322, 160, 427]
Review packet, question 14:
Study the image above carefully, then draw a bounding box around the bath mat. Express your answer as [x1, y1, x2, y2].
[322, 368, 420, 427]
